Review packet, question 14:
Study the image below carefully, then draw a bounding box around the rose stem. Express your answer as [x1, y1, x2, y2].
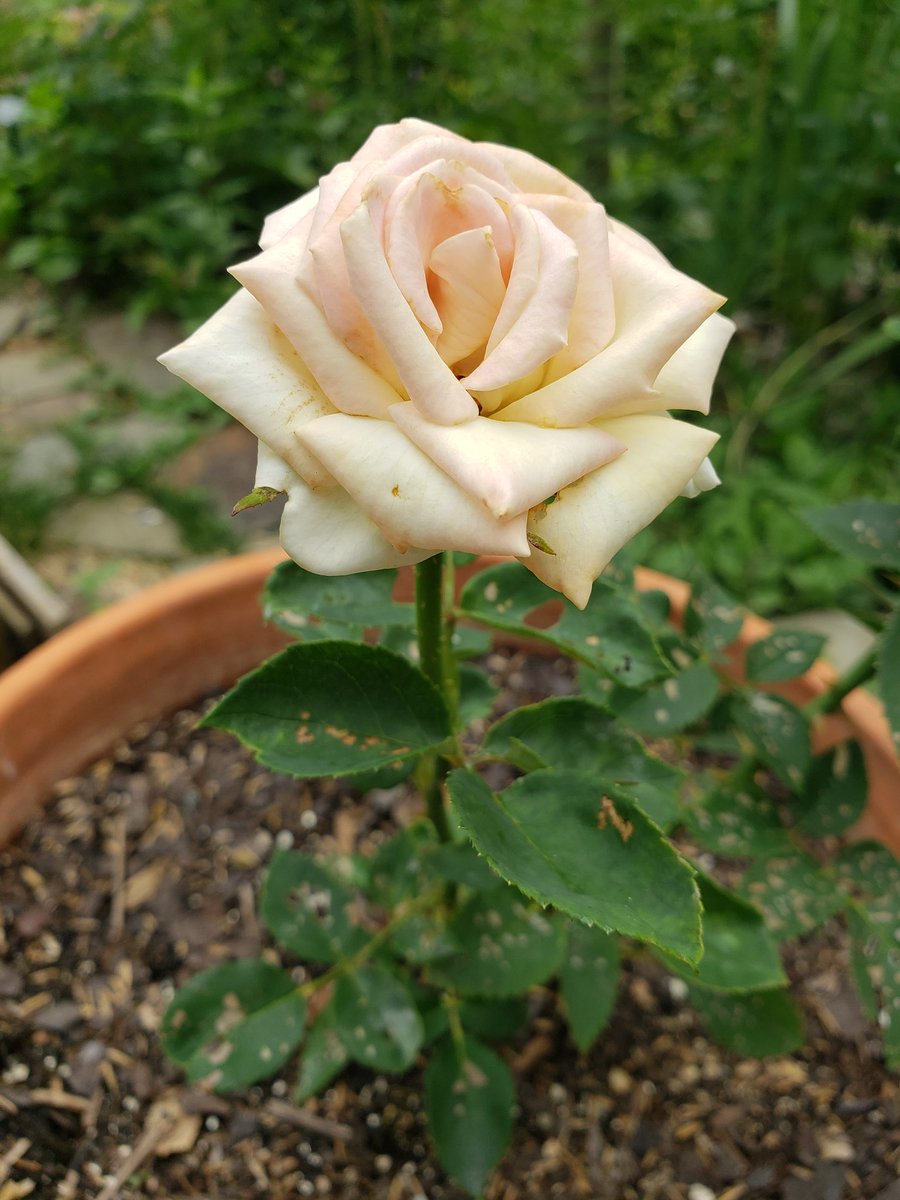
[414, 552, 458, 842]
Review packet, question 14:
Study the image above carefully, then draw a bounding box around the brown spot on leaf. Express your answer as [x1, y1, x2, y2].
[597, 795, 634, 843]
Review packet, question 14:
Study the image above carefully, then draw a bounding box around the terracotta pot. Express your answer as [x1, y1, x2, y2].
[0, 549, 896, 852]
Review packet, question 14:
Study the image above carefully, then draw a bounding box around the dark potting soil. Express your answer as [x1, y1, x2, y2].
[0, 649, 898, 1200]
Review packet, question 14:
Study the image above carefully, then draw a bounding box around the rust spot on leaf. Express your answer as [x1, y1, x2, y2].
[597, 795, 634, 843]
[324, 725, 357, 746]
[296, 725, 315, 745]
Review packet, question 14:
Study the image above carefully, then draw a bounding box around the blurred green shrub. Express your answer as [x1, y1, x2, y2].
[1, 0, 897, 329]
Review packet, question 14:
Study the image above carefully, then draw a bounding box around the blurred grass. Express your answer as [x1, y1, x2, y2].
[0, 0, 897, 614]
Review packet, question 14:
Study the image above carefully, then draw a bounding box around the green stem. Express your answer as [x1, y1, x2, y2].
[415, 554, 459, 842]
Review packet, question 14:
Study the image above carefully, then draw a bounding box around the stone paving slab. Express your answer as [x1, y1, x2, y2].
[0, 345, 87, 408]
[45, 491, 187, 559]
[83, 313, 183, 396]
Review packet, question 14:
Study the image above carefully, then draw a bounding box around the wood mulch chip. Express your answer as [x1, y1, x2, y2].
[1, 650, 898, 1198]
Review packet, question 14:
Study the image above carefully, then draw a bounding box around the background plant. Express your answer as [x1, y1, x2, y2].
[1, 0, 897, 616]
[161, 512, 899, 1196]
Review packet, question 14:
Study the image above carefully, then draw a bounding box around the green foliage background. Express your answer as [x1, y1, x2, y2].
[1, 0, 898, 613]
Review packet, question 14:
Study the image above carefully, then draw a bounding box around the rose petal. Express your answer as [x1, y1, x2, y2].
[230, 236, 402, 419]
[158, 288, 336, 488]
[480, 142, 592, 200]
[525, 194, 615, 377]
[496, 229, 725, 427]
[350, 117, 463, 166]
[462, 205, 578, 393]
[389, 402, 624, 520]
[259, 186, 320, 251]
[255, 439, 298, 492]
[654, 311, 735, 416]
[381, 136, 514, 192]
[339, 201, 479, 425]
[429, 227, 506, 367]
[384, 168, 515, 341]
[296, 414, 531, 556]
[521, 413, 720, 607]
[681, 456, 721, 498]
[280, 478, 431, 575]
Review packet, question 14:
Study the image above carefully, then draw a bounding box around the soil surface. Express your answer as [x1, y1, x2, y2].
[1, 650, 898, 1200]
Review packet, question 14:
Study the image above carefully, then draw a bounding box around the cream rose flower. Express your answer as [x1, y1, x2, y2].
[160, 118, 733, 608]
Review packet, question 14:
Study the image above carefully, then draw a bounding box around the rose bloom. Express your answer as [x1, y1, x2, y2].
[160, 118, 733, 608]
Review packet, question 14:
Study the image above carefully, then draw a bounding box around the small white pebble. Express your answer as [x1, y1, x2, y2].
[205, 1115, 220, 1131]
[667, 977, 689, 1002]
[300, 810, 317, 830]
[276, 829, 296, 850]
[688, 1186, 716, 1200]
[374, 1155, 393, 1174]
[272, 1080, 288, 1097]
[366, 1113, 381, 1128]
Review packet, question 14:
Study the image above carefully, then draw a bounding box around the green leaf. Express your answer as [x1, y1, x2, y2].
[738, 852, 848, 940]
[458, 664, 499, 725]
[560, 923, 620, 1052]
[392, 912, 462, 965]
[746, 630, 826, 683]
[295, 1008, 349, 1102]
[459, 997, 528, 1041]
[689, 988, 805, 1056]
[846, 905, 900, 1070]
[880, 605, 900, 756]
[452, 624, 494, 660]
[333, 964, 424, 1071]
[733, 692, 810, 790]
[684, 576, 745, 651]
[263, 561, 412, 635]
[684, 777, 793, 857]
[425, 1033, 515, 1195]
[448, 769, 701, 965]
[458, 562, 667, 687]
[203, 642, 451, 778]
[260, 851, 366, 963]
[610, 663, 721, 736]
[368, 821, 436, 907]
[802, 501, 900, 570]
[482, 697, 684, 828]
[792, 742, 868, 836]
[161, 960, 306, 1091]
[429, 842, 504, 891]
[662, 875, 786, 993]
[428, 886, 566, 997]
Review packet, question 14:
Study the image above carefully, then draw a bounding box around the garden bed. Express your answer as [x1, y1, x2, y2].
[1, 650, 897, 1200]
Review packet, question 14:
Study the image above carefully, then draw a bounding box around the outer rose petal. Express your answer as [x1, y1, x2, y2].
[654, 311, 735, 415]
[157, 289, 336, 489]
[259, 186, 320, 251]
[497, 229, 725, 427]
[339, 203, 479, 425]
[230, 235, 402, 419]
[350, 117, 462, 165]
[522, 414, 720, 608]
[296, 414, 531, 557]
[480, 142, 592, 201]
[681, 456, 721, 498]
[279, 479, 431, 575]
[389, 401, 624, 520]
[255, 439, 298, 492]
